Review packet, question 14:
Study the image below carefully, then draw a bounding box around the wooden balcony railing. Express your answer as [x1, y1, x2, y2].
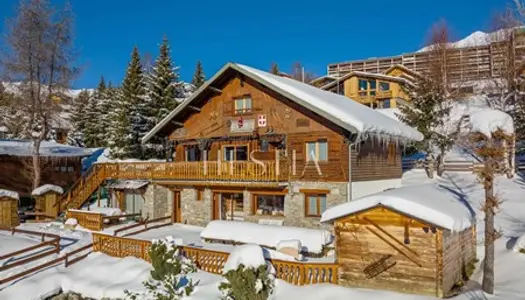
[376, 90, 393, 99]
[91, 233, 338, 286]
[61, 160, 289, 212]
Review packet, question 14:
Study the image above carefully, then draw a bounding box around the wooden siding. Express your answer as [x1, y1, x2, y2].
[0, 197, 19, 228]
[168, 76, 350, 183]
[0, 156, 82, 197]
[441, 227, 477, 296]
[334, 207, 440, 296]
[352, 141, 402, 182]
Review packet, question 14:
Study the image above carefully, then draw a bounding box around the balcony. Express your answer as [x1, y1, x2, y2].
[376, 90, 393, 99]
[99, 160, 289, 183]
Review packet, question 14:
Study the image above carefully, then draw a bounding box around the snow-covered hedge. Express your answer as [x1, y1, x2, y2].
[31, 184, 64, 196]
[200, 221, 331, 254]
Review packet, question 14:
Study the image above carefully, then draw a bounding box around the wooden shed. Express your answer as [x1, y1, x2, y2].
[32, 184, 64, 221]
[321, 184, 476, 298]
[0, 189, 20, 228]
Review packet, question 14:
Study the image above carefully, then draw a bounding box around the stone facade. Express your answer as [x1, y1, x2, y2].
[172, 181, 348, 230]
[142, 184, 172, 220]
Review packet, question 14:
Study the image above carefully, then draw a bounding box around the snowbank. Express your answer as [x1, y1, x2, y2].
[223, 244, 267, 273]
[31, 184, 64, 196]
[512, 234, 525, 253]
[0, 139, 93, 157]
[65, 218, 78, 226]
[0, 188, 19, 199]
[200, 221, 331, 254]
[321, 184, 475, 232]
[469, 109, 514, 137]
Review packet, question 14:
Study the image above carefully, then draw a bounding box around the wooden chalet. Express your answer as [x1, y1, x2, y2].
[321, 184, 476, 297]
[130, 62, 423, 228]
[0, 140, 92, 198]
[320, 65, 416, 109]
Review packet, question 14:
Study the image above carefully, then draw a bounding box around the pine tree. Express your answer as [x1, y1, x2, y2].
[105, 82, 123, 155]
[144, 37, 181, 158]
[270, 62, 279, 75]
[83, 77, 106, 147]
[67, 89, 90, 146]
[191, 60, 206, 89]
[112, 46, 147, 159]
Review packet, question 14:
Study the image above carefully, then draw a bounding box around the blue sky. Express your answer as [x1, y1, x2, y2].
[0, 0, 511, 89]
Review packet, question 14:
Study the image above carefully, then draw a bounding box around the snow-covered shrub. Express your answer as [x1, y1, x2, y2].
[219, 244, 275, 300]
[126, 237, 198, 300]
[513, 234, 525, 253]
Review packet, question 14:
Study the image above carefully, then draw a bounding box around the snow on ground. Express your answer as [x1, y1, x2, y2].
[31, 184, 64, 196]
[3, 170, 525, 299]
[1, 222, 93, 286]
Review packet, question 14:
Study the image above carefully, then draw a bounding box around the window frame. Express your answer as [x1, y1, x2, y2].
[304, 193, 327, 217]
[252, 193, 286, 216]
[379, 81, 390, 92]
[233, 96, 253, 115]
[222, 144, 249, 161]
[305, 139, 328, 162]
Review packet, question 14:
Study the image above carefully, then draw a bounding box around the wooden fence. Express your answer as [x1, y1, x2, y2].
[91, 233, 338, 285]
[67, 210, 104, 231]
[0, 228, 93, 285]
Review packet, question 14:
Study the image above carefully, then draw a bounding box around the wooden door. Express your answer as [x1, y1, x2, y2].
[172, 191, 182, 223]
[212, 193, 220, 220]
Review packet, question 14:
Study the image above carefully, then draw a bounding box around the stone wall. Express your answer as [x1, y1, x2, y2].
[142, 184, 172, 220]
[173, 181, 348, 229]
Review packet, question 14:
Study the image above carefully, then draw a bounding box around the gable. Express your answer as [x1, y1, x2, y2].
[168, 73, 348, 141]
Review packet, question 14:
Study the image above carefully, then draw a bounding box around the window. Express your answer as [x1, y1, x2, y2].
[305, 194, 327, 217]
[305, 140, 328, 162]
[184, 145, 201, 162]
[234, 96, 252, 114]
[379, 82, 390, 92]
[358, 79, 377, 97]
[223, 145, 248, 161]
[253, 194, 285, 216]
[382, 99, 391, 109]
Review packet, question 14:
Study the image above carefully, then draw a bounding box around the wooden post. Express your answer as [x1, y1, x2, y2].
[97, 188, 101, 207]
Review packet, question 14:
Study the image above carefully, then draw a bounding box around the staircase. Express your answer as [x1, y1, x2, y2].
[58, 160, 289, 214]
[60, 164, 109, 212]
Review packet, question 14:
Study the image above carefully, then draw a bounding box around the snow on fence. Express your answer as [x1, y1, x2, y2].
[402, 159, 484, 173]
[91, 232, 338, 285]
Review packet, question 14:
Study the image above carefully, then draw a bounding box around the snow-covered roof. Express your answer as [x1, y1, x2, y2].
[321, 184, 475, 231]
[143, 63, 423, 144]
[0, 139, 94, 157]
[106, 180, 149, 190]
[31, 184, 64, 196]
[0, 188, 19, 200]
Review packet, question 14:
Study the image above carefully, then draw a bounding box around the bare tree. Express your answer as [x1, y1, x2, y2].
[289, 62, 316, 83]
[1, 0, 78, 190]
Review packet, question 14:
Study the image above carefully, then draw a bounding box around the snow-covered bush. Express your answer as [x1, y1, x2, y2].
[126, 237, 198, 300]
[219, 244, 275, 300]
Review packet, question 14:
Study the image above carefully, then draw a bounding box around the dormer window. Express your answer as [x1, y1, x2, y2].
[234, 96, 252, 114]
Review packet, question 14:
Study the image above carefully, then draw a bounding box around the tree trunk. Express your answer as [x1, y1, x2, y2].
[437, 149, 446, 177]
[425, 153, 435, 179]
[32, 139, 42, 190]
[482, 158, 495, 294]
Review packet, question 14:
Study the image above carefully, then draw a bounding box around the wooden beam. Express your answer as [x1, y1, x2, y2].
[208, 86, 222, 93]
[170, 120, 184, 126]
